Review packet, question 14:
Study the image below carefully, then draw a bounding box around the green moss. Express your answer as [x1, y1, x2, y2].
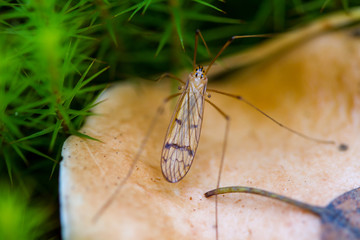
[0, 181, 54, 240]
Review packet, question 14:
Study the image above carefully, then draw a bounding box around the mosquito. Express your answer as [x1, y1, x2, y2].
[93, 30, 347, 239]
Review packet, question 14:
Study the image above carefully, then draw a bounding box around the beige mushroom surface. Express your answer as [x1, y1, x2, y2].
[60, 26, 360, 239]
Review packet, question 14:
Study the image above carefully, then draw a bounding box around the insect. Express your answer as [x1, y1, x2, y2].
[94, 30, 346, 239]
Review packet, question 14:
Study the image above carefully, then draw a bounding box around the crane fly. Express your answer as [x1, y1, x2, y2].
[94, 30, 346, 239]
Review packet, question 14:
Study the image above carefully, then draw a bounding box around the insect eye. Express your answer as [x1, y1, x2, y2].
[201, 74, 203, 78]
[195, 73, 198, 77]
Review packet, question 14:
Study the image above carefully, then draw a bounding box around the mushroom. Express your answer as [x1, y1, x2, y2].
[60, 14, 360, 240]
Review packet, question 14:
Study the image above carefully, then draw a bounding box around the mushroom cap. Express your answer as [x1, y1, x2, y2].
[60, 27, 360, 240]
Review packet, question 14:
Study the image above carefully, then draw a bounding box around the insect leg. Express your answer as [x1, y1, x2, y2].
[92, 92, 182, 222]
[206, 88, 347, 150]
[205, 98, 230, 240]
[157, 72, 185, 85]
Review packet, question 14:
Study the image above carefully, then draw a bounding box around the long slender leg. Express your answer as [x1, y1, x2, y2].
[205, 34, 271, 74]
[207, 88, 343, 148]
[205, 98, 230, 240]
[93, 92, 182, 222]
[157, 72, 185, 85]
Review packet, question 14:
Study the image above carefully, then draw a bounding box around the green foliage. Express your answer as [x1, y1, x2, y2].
[0, 181, 54, 240]
[0, 0, 357, 238]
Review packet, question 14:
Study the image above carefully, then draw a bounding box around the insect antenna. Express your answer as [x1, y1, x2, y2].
[193, 29, 212, 69]
[205, 34, 271, 75]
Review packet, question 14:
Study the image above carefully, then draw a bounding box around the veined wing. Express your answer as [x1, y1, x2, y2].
[161, 82, 206, 183]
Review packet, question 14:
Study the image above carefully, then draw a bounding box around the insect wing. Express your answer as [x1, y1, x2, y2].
[161, 83, 206, 182]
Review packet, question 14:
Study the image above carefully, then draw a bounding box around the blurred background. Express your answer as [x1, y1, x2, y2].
[0, 0, 358, 239]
